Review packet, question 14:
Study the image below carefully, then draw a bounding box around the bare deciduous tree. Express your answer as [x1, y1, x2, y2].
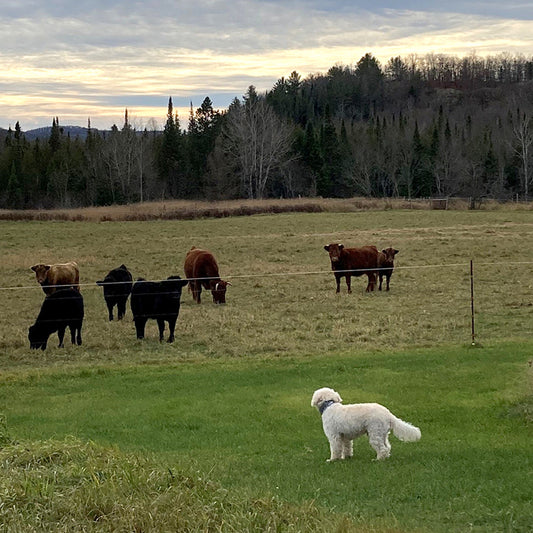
[223, 87, 294, 199]
[512, 111, 533, 199]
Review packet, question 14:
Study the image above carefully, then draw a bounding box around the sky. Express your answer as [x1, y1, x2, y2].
[1, 1, 532, 131]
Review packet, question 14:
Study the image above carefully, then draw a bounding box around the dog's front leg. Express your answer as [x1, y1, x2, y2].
[327, 436, 344, 461]
[341, 437, 353, 459]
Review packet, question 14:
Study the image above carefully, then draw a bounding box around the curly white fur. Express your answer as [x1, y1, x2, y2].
[311, 387, 421, 461]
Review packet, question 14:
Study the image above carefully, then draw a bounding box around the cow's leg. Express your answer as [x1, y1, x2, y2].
[76, 325, 82, 346]
[378, 273, 383, 291]
[117, 299, 126, 320]
[386, 274, 391, 291]
[346, 274, 352, 294]
[191, 281, 201, 303]
[366, 272, 376, 292]
[157, 319, 166, 342]
[166, 317, 177, 343]
[69, 324, 76, 345]
[57, 327, 66, 348]
[106, 300, 114, 321]
[134, 318, 146, 339]
[333, 273, 341, 293]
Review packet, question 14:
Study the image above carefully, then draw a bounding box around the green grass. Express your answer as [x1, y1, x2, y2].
[1, 209, 532, 531]
[1, 342, 532, 532]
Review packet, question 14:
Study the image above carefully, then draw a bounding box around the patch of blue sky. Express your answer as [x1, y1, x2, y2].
[99, 93, 239, 109]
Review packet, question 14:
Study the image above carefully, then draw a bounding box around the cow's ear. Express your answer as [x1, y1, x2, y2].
[339, 244, 344, 250]
[30, 265, 37, 272]
[394, 249, 399, 255]
[44, 265, 51, 272]
[324, 245, 330, 251]
[382, 249, 387, 254]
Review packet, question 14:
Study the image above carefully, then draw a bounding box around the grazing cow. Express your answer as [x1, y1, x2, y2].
[28, 289, 84, 350]
[377, 248, 399, 291]
[96, 264, 133, 321]
[183, 247, 231, 304]
[130, 276, 188, 342]
[324, 244, 379, 293]
[31, 261, 80, 295]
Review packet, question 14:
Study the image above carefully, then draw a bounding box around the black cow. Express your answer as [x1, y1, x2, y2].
[28, 289, 84, 350]
[377, 248, 399, 291]
[130, 276, 188, 342]
[96, 264, 133, 321]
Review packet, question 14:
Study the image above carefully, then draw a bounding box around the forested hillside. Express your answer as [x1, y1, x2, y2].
[1, 52, 532, 209]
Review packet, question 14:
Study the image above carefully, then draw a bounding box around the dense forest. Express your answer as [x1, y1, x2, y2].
[1, 52, 533, 209]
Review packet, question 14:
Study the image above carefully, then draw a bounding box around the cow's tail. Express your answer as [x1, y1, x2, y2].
[390, 415, 421, 442]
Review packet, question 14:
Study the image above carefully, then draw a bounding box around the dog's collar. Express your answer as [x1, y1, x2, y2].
[319, 399, 336, 415]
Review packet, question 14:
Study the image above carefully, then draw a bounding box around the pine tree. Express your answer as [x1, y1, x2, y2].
[158, 97, 183, 197]
[49, 117, 61, 153]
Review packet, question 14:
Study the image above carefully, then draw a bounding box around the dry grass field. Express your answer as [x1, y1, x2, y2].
[1, 196, 531, 222]
[0, 204, 532, 368]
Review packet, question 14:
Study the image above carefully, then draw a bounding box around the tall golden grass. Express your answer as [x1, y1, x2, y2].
[1, 196, 531, 222]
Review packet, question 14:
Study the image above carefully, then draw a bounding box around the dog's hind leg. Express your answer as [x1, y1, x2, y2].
[369, 432, 391, 460]
[327, 436, 344, 462]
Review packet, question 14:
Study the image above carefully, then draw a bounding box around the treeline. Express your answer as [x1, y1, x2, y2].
[1, 52, 533, 208]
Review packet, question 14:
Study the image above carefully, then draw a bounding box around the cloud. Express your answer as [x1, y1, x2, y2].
[0, 1, 532, 129]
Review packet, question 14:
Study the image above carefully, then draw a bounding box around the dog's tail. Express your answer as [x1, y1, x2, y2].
[391, 416, 421, 442]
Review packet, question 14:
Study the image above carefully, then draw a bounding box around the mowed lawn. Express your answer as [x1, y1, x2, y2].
[1, 208, 532, 531]
[1, 343, 532, 532]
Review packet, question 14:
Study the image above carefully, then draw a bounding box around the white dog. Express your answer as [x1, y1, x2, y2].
[311, 387, 421, 461]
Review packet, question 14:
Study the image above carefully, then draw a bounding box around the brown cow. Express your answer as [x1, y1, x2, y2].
[377, 248, 399, 291]
[184, 247, 230, 304]
[31, 261, 80, 295]
[324, 244, 379, 294]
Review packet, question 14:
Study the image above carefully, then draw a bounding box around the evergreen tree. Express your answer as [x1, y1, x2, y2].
[158, 97, 184, 197]
[317, 105, 343, 196]
[49, 117, 61, 153]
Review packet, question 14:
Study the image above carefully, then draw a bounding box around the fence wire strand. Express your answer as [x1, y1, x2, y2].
[2, 259, 533, 293]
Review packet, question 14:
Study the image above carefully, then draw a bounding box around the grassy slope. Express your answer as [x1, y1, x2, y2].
[1, 438, 364, 532]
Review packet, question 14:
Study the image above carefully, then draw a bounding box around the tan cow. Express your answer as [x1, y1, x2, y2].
[31, 261, 80, 295]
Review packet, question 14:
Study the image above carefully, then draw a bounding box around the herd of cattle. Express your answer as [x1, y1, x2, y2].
[27, 244, 398, 350]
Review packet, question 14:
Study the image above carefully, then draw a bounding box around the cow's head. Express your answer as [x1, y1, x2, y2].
[210, 280, 231, 304]
[31, 264, 51, 284]
[166, 276, 189, 293]
[28, 324, 47, 350]
[381, 248, 399, 263]
[324, 243, 344, 263]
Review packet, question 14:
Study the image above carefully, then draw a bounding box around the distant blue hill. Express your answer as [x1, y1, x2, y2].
[21, 125, 159, 140]
[23, 125, 98, 140]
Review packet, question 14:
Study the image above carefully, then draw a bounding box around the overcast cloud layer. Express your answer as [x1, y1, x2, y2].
[1, 0, 532, 130]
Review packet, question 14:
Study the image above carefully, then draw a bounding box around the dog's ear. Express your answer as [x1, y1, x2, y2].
[311, 390, 321, 407]
[332, 390, 342, 403]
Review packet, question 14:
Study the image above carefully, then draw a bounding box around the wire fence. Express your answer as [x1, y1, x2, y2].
[2, 259, 533, 292]
[2, 259, 532, 349]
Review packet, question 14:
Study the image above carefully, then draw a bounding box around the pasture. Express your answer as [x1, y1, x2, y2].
[0, 208, 532, 531]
